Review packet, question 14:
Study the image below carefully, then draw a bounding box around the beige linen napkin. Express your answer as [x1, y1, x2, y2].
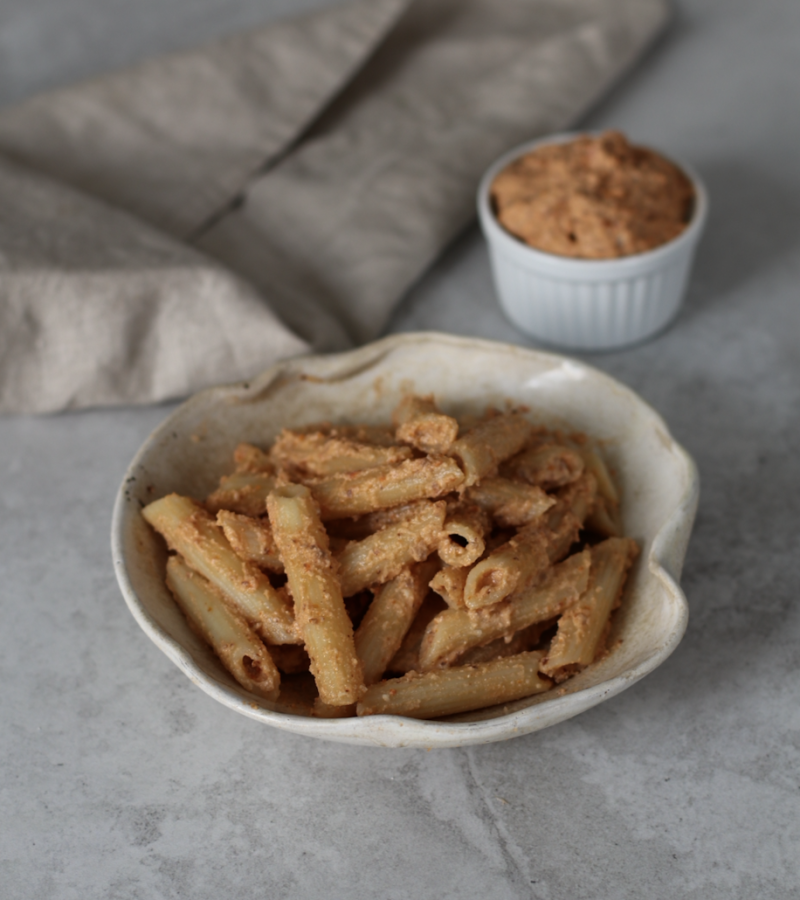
[0, 0, 669, 414]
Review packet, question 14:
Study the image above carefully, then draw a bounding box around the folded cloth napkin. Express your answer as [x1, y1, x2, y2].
[0, 0, 669, 414]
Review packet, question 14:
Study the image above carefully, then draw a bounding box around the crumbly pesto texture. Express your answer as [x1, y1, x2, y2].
[491, 131, 694, 259]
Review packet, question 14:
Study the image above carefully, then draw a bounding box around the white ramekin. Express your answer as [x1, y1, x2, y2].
[477, 133, 708, 350]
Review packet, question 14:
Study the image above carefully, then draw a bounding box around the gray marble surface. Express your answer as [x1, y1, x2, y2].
[1, 0, 799, 897]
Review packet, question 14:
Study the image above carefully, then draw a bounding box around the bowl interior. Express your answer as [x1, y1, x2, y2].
[112, 333, 697, 748]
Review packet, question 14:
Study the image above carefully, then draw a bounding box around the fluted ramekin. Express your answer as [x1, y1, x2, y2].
[478, 133, 708, 350]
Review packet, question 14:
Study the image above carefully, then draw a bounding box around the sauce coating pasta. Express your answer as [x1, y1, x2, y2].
[142, 396, 637, 719]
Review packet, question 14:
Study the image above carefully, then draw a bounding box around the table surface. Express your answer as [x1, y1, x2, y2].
[2, 1, 799, 898]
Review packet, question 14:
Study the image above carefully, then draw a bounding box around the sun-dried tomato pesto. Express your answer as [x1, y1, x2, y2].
[491, 131, 694, 259]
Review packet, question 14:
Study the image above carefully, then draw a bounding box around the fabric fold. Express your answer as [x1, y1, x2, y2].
[0, 0, 411, 238]
[0, 155, 307, 412]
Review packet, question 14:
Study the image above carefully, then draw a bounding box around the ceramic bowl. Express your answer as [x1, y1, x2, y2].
[111, 333, 697, 748]
[478, 133, 709, 350]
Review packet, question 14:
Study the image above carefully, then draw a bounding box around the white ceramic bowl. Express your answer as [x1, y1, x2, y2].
[478, 133, 708, 350]
[111, 333, 698, 748]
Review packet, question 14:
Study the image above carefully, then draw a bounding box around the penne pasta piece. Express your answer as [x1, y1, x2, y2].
[357, 651, 552, 719]
[487, 476, 595, 609]
[310, 456, 464, 519]
[541, 472, 597, 562]
[463, 523, 550, 609]
[341, 425, 399, 446]
[464, 473, 592, 616]
[506, 443, 584, 490]
[326, 502, 428, 542]
[437, 502, 490, 567]
[270, 429, 412, 476]
[574, 443, 619, 505]
[354, 560, 438, 685]
[419, 551, 591, 670]
[165, 555, 280, 700]
[360, 502, 426, 532]
[559, 470, 598, 524]
[466, 477, 555, 528]
[386, 593, 448, 674]
[310, 423, 400, 447]
[323, 518, 373, 543]
[142, 494, 298, 644]
[206, 471, 276, 517]
[429, 565, 469, 609]
[393, 394, 459, 455]
[267, 484, 364, 706]
[336, 501, 445, 597]
[449, 412, 534, 487]
[232, 442, 274, 474]
[540, 537, 638, 682]
[455, 621, 545, 667]
[216, 509, 284, 572]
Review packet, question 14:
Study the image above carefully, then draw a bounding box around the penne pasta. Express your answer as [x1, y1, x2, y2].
[206, 471, 277, 517]
[354, 560, 438, 685]
[437, 502, 490, 567]
[336, 500, 445, 597]
[541, 472, 597, 562]
[270, 429, 412, 476]
[505, 442, 584, 490]
[165, 555, 280, 700]
[232, 442, 274, 474]
[449, 412, 533, 486]
[142, 493, 298, 644]
[357, 651, 552, 719]
[386, 593, 448, 675]
[329, 424, 399, 446]
[393, 394, 459, 454]
[216, 509, 284, 572]
[463, 523, 551, 609]
[466, 476, 555, 528]
[267, 484, 364, 706]
[143, 396, 635, 720]
[455, 621, 547, 667]
[419, 551, 591, 670]
[326, 502, 429, 542]
[360, 501, 431, 532]
[574, 443, 619, 505]
[540, 537, 638, 682]
[310, 456, 464, 519]
[429, 565, 469, 609]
